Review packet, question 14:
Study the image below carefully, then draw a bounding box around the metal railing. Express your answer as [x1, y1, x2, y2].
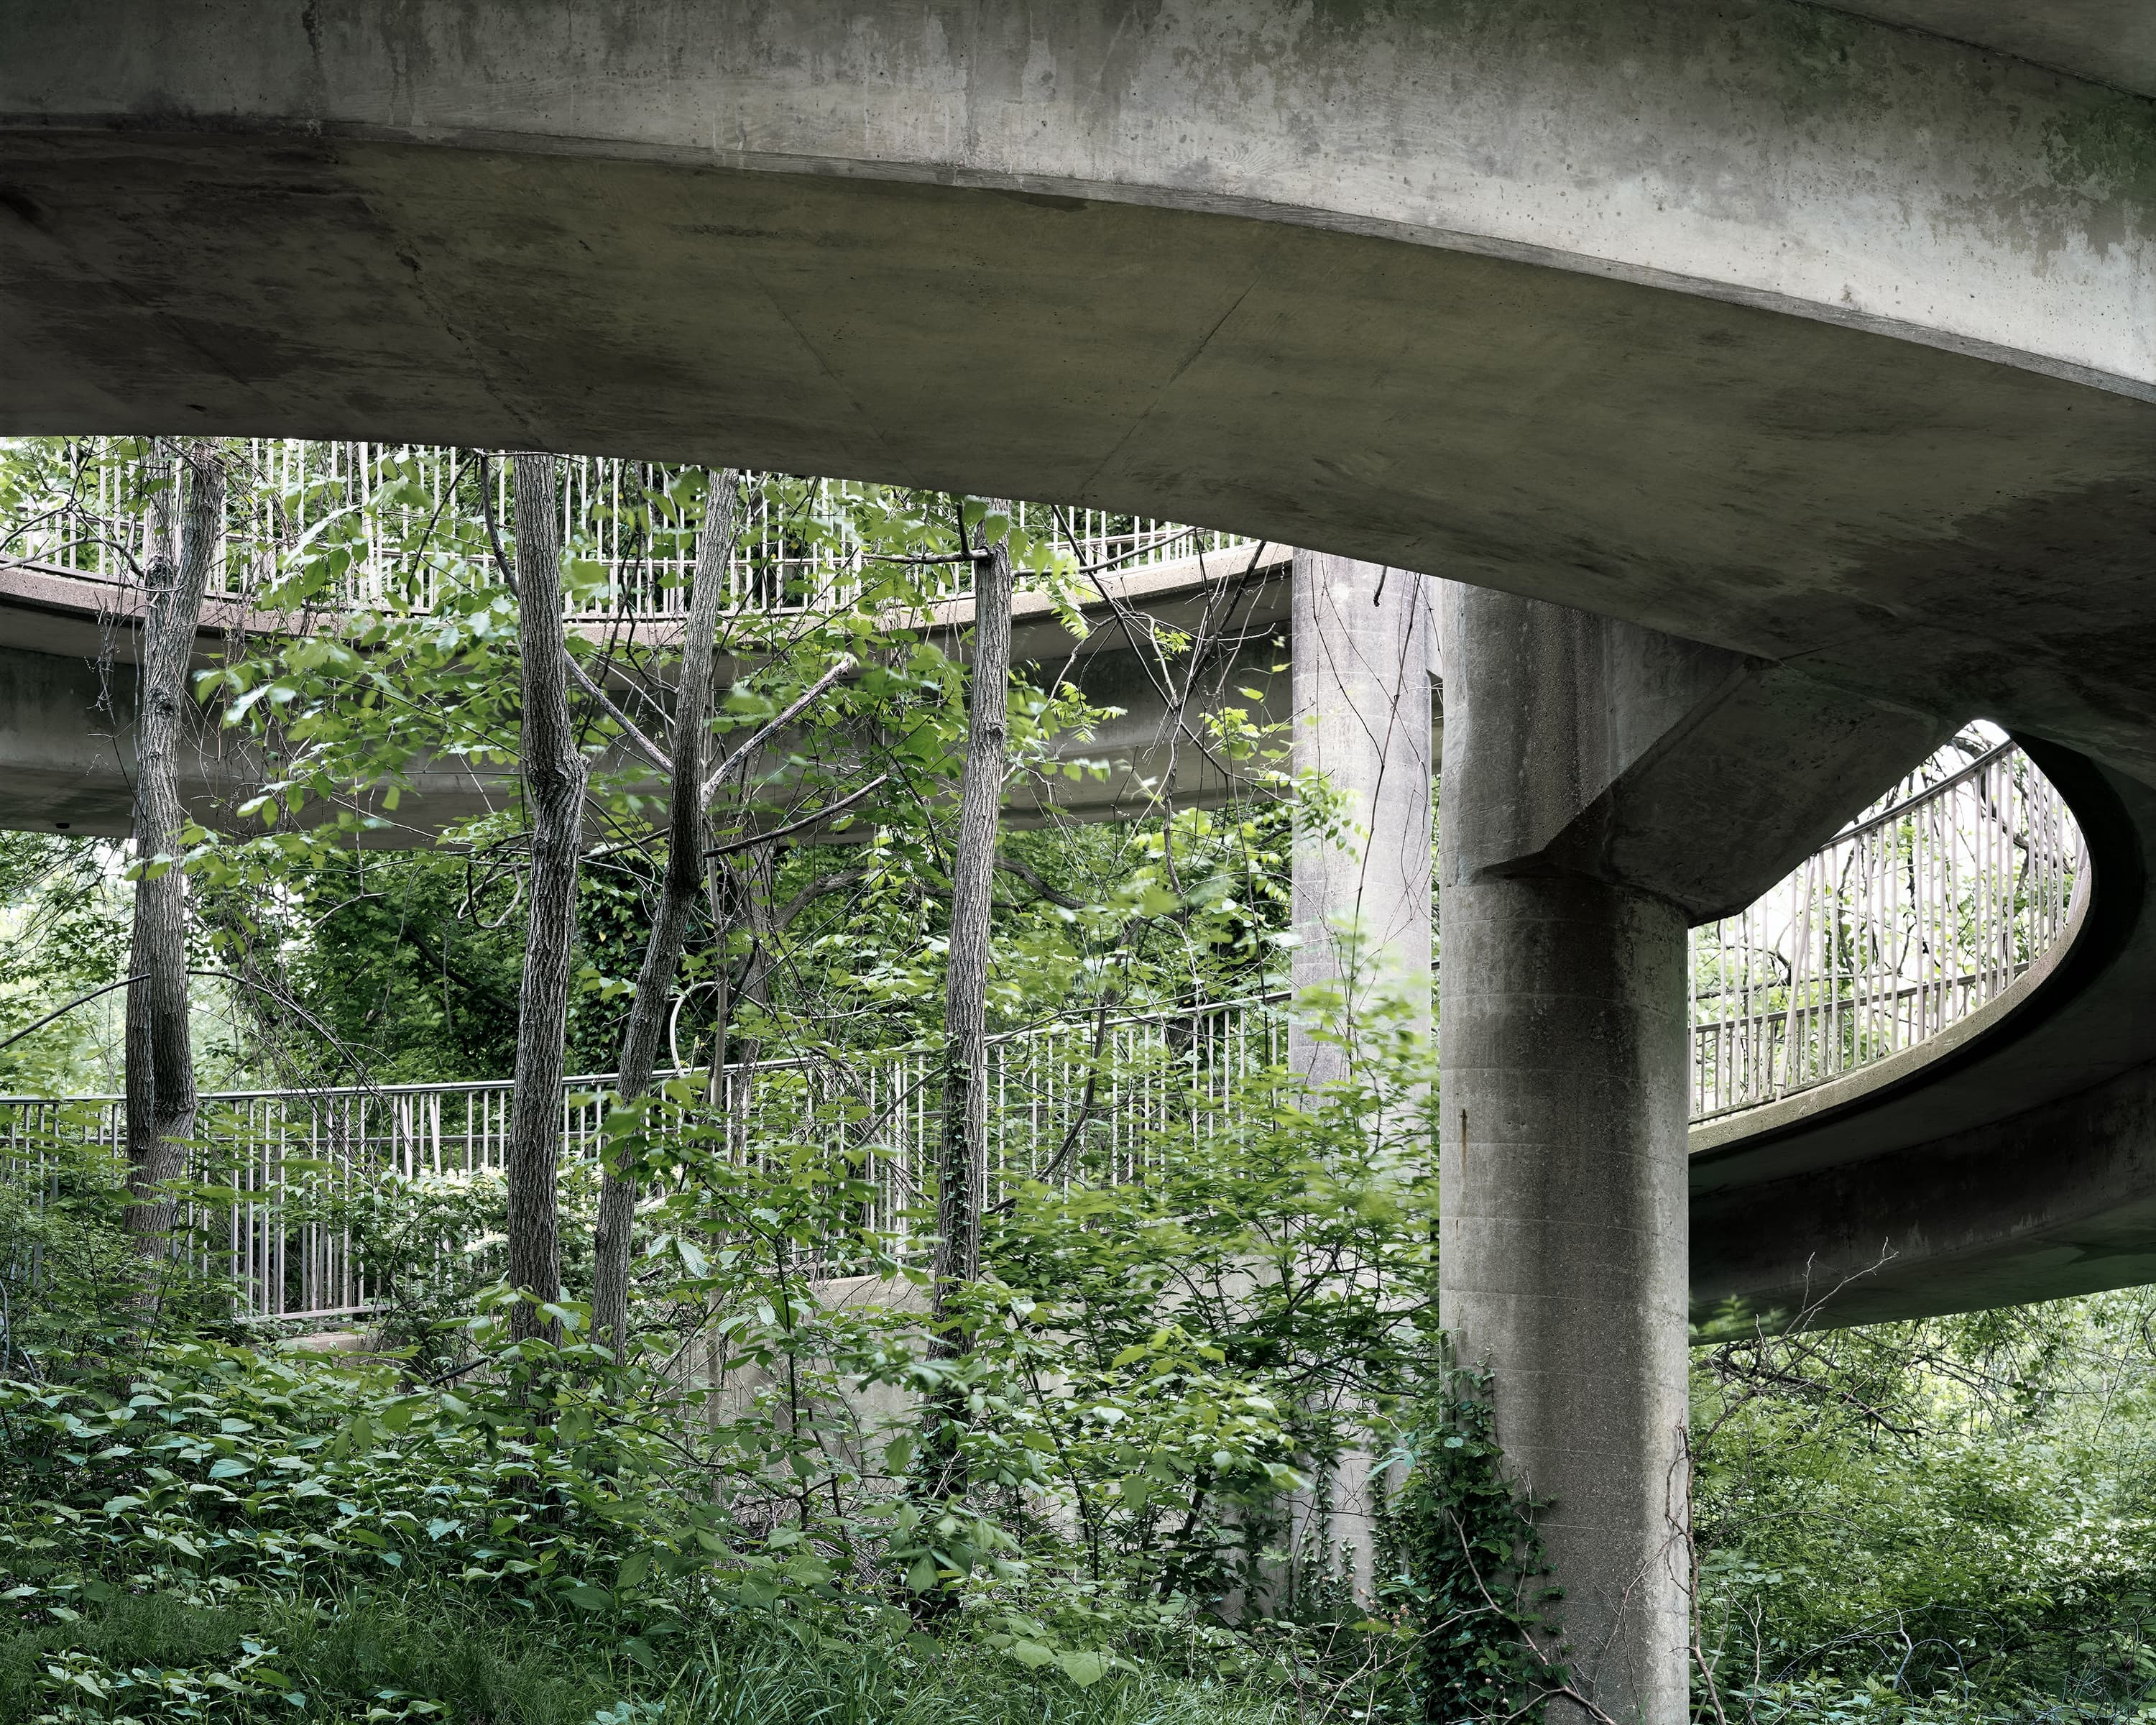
[1687, 737, 2086, 1120]
[0, 999, 1283, 1324]
[1, 439, 1257, 621]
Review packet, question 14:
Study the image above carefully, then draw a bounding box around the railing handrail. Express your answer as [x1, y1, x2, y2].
[1687, 736, 2086, 1118]
[1829, 738, 2017, 845]
[0, 737, 2089, 1322]
[0, 438, 1261, 622]
[0, 992, 1291, 1112]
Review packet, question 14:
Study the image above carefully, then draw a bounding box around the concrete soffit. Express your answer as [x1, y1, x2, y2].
[1468, 614, 1956, 924]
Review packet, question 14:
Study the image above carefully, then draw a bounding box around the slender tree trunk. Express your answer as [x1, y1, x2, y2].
[929, 509, 1014, 1355]
[591, 469, 738, 1360]
[701, 852, 739, 1097]
[734, 845, 780, 1028]
[124, 442, 224, 1244]
[505, 454, 589, 1348]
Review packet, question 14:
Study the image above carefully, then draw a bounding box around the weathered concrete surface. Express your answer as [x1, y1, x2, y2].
[1007, 541, 1299, 824]
[1437, 579, 1973, 1714]
[7, 0, 2152, 390]
[0, 638, 519, 842]
[1, 2, 2154, 786]
[1827, 0, 2156, 98]
[1289, 554, 1433, 1083]
[0, 562, 600, 840]
[1438, 584, 1692, 1724]
[1442, 594, 1953, 921]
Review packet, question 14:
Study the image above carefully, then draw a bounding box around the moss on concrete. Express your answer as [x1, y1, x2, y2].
[2042, 89, 2156, 206]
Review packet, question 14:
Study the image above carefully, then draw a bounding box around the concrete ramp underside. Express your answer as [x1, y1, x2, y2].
[0, 0, 2152, 779]
[1690, 743, 2156, 1328]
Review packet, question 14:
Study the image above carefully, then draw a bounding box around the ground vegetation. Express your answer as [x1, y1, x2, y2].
[0, 438, 2147, 1723]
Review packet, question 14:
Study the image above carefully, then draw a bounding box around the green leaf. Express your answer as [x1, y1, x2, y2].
[1056, 1650, 1110, 1688]
[737, 1576, 780, 1609]
[563, 1583, 613, 1611]
[905, 1555, 940, 1593]
[1009, 1641, 1057, 1670]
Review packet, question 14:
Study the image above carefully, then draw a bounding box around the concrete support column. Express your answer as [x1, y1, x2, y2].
[1437, 582, 1691, 1725]
[1289, 551, 1432, 1085]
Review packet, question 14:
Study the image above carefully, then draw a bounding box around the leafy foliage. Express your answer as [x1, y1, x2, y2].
[1692, 1296, 2156, 1721]
[1373, 1363, 1561, 1724]
[0, 837, 132, 1095]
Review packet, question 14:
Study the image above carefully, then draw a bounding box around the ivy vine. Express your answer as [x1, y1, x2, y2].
[1376, 1356, 1567, 1723]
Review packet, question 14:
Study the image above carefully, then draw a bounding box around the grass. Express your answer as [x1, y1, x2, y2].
[0, 1591, 639, 1724]
[678, 1632, 1292, 1725]
[0, 1592, 1296, 1725]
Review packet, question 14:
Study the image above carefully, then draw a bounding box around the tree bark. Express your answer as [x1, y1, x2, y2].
[124, 442, 224, 1244]
[929, 509, 1015, 1355]
[591, 469, 738, 1361]
[504, 454, 589, 1348]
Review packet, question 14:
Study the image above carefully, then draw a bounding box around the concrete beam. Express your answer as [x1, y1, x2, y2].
[6, 0, 2150, 395]
[0, 553, 1307, 842]
[0, 639, 539, 843]
[1450, 597, 1954, 923]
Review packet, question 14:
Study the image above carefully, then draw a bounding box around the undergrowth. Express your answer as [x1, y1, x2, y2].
[0, 1591, 1298, 1724]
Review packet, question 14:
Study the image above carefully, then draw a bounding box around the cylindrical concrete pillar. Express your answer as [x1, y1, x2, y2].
[1289, 551, 1432, 1085]
[1436, 582, 1691, 1725]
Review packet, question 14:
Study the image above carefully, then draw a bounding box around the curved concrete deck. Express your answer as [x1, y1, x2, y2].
[1692, 740, 2156, 1326]
[0, 543, 1307, 837]
[2, 2, 2154, 771]
[2, 1, 2155, 1328]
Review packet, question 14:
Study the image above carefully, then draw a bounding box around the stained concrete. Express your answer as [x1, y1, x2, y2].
[0, 547, 1299, 838]
[1442, 599, 1953, 922]
[0, 3, 2153, 789]
[1435, 577, 1987, 1716]
[1438, 584, 1693, 1725]
[1825, 0, 2156, 97]
[1288, 553, 1433, 1085]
